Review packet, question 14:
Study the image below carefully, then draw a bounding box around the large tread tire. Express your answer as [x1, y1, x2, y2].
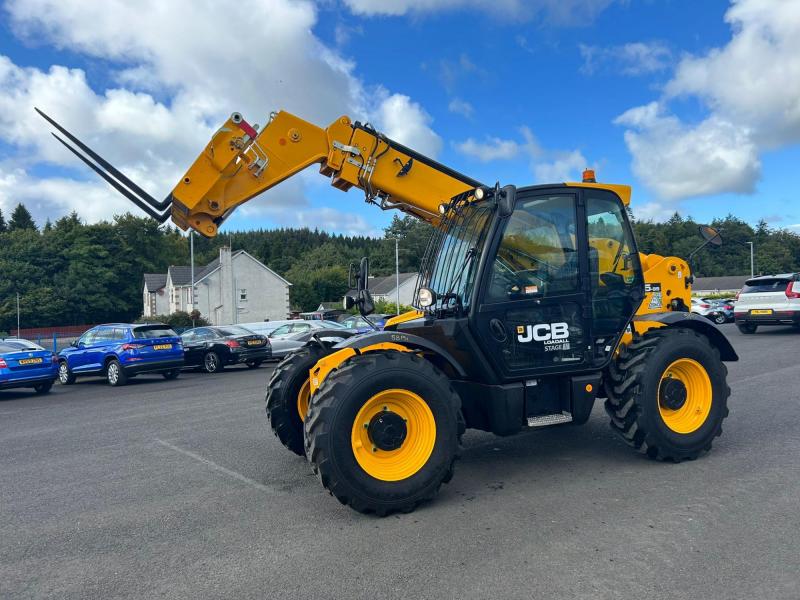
[265, 344, 330, 456]
[604, 328, 730, 462]
[305, 351, 465, 516]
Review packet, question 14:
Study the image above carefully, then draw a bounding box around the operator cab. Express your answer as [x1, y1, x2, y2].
[410, 182, 645, 383]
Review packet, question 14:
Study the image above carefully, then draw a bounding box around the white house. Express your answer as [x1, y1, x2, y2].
[143, 247, 292, 324]
[368, 272, 419, 307]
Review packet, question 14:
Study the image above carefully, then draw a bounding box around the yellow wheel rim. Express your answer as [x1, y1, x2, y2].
[351, 389, 436, 482]
[297, 379, 311, 421]
[658, 358, 712, 434]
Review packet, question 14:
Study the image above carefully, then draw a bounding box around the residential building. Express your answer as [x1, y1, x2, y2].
[143, 247, 291, 324]
[368, 272, 419, 307]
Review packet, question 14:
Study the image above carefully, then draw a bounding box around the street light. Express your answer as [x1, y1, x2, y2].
[745, 241, 754, 278]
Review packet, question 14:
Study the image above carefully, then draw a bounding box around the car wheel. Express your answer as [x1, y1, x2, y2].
[106, 359, 128, 386]
[58, 361, 76, 385]
[202, 351, 221, 373]
[737, 323, 757, 334]
[162, 369, 180, 380]
[713, 313, 726, 325]
[246, 360, 263, 369]
[34, 381, 53, 394]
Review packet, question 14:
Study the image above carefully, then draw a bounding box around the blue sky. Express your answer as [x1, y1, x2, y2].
[0, 0, 798, 235]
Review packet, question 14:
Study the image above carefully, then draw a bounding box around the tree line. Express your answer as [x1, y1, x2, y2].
[1, 201, 798, 331]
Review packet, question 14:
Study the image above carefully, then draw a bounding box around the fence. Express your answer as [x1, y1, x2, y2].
[0, 325, 99, 353]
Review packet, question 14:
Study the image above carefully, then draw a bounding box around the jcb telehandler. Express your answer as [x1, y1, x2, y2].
[39, 108, 737, 515]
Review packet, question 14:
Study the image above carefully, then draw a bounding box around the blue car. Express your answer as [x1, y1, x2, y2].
[58, 323, 184, 387]
[0, 338, 59, 394]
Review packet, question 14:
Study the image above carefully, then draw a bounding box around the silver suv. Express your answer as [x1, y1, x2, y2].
[733, 273, 800, 334]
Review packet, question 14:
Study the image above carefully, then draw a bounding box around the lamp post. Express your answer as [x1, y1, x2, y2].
[190, 231, 195, 327]
[745, 241, 754, 278]
[394, 238, 400, 315]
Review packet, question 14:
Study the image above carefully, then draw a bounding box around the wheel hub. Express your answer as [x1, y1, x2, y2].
[659, 376, 687, 411]
[367, 410, 407, 451]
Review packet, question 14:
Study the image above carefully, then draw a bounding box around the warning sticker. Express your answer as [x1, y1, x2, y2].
[645, 283, 662, 309]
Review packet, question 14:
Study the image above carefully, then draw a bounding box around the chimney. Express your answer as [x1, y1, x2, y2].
[219, 246, 233, 324]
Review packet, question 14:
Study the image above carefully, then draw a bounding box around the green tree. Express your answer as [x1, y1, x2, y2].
[0, 207, 6, 233]
[8, 203, 36, 231]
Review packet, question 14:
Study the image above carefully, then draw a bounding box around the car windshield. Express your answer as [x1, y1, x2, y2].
[133, 326, 177, 338]
[318, 320, 346, 328]
[741, 278, 790, 293]
[215, 326, 254, 336]
[0, 340, 44, 352]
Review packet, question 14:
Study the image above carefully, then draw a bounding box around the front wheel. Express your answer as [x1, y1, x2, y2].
[713, 313, 726, 325]
[162, 369, 180, 380]
[305, 351, 464, 516]
[202, 351, 222, 373]
[604, 328, 730, 462]
[58, 361, 76, 385]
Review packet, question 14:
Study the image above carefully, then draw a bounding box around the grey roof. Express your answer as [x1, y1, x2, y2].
[368, 273, 418, 295]
[143, 273, 167, 291]
[168, 265, 194, 286]
[692, 275, 750, 292]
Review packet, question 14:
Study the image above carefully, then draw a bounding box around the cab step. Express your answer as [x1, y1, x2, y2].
[527, 411, 573, 428]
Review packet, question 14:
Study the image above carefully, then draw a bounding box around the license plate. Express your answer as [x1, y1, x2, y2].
[751, 309, 773, 315]
[18, 357, 43, 365]
[247, 340, 262, 346]
[153, 344, 172, 350]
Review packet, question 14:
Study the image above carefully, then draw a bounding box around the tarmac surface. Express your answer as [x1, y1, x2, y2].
[2, 323, 799, 599]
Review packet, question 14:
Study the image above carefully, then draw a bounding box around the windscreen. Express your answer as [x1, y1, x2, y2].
[415, 201, 494, 313]
[216, 326, 254, 336]
[741, 278, 790, 293]
[0, 339, 43, 351]
[133, 326, 177, 338]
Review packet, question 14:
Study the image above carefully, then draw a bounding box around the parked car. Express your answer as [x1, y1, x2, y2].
[237, 320, 297, 337]
[58, 323, 183, 386]
[0, 338, 58, 394]
[734, 273, 800, 334]
[269, 326, 359, 361]
[181, 325, 270, 372]
[339, 313, 396, 332]
[268, 320, 349, 360]
[690, 298, 728, 325]
[706, 298, 735, 323]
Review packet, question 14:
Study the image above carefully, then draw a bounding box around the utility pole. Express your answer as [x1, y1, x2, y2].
[190, 231, 195, 327]
[395, 238, 400, 315]
[16, 292, 20, 338]
[746, 241, 754, 278]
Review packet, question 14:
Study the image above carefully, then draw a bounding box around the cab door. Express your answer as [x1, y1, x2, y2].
[473, 189, 591, 380]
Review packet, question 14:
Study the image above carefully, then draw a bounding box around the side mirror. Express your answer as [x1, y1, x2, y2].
[359, 289, 375, 316]
[699, 225, 723, 246]
[498, 184, 516, 218]
[359, 257, 370, 292]
[71, 340, 79, 348]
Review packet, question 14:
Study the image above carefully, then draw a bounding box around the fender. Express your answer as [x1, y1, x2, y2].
[634, 312, 738, 361]
[335, 330, 467, 377]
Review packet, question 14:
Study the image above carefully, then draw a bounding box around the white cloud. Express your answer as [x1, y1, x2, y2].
[616, 0, 800, 201]
[454, 126, 588, 182]
[342, 0, 617, 24]
[448, 98, 474, 118]
[455, 137, 520, 161]
[579, 42, 672, 76]
[615, 102, 760, 200]
[0, 0, 444, 231]
[374, 93, 442, 158]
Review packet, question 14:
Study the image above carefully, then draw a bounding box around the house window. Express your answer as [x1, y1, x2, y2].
[239, 289, 247, 302]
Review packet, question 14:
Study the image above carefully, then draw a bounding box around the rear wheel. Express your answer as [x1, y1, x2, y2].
[305, 351, 463, 516]
[34, 381, 53, 394]
[712, 313, 726, 325]
[266, 345, 329, 456]
[58, 361, 75, 385]
[162, 369, 180, 380]
[604, 328, 730, 462]
[202, 351, 222, 373]
[106, 359, 128, 387]
[737, 323, 757, 334]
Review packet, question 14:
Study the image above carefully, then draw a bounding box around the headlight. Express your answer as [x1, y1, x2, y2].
[417, 287, 436, 308]
[473, 187, 485, 201]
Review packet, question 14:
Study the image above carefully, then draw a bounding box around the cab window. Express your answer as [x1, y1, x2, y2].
[486, 194, 578, 302]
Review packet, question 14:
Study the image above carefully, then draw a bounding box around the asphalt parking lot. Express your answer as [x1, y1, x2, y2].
[2, 323, 799, 600]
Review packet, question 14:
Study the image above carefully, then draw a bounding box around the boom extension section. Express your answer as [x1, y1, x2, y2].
[37, 109, 482, 237]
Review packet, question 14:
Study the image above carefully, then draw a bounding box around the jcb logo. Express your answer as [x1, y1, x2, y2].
[516, 322, 569, 343]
